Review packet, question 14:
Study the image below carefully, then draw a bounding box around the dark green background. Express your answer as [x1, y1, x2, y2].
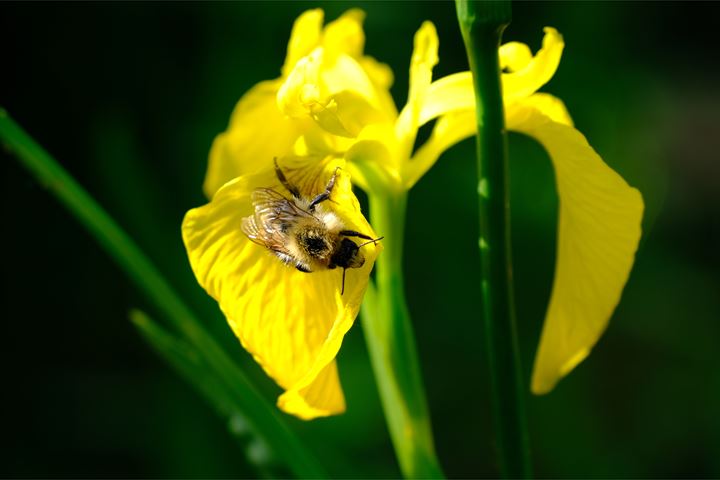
[2, 1, 718, 478]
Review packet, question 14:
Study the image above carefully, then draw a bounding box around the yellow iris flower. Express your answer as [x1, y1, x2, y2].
[182, 9, 643, 420]
[183, 10, 384, 420]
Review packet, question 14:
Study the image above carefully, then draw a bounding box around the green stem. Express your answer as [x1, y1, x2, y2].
[361, 191, 444, 479]
[0, 109, 325, 479]
[455, 1, 532, 478]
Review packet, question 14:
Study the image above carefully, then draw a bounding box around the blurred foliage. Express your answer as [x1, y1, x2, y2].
[1, 1, 718, 477]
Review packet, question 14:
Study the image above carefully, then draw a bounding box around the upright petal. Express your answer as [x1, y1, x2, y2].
[322, 9, 366, 60]
[499, 42, 533, 72]
[278, 47, 388, 138]
[418, 27, 564, 126]
[359, 55, 398, 120]
[506, 101, 644, 394]
[204, 79, 300, 198]
[501, 27, 564, 104]
[323, 9, 398, 120]
[282, 9, 324, 77]
[395, 22, 439, 157]
[184, 157, 381, 419]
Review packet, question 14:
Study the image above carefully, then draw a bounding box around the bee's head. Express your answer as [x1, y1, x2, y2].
[331, 238, 365, 270]
[333, 236, 383, 295]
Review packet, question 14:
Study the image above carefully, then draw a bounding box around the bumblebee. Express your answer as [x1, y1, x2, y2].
[241, 160, 381, 294]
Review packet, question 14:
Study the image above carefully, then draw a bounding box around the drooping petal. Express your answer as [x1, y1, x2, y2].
[282, 9, 324, 77]
[395, 21, 439, 158]
[204, 79, 300, 198]
[184, 156, 381, 419]
[506, 101, 644, 395]
[521, 92, 574, 127]
[501, 27, 564, 104]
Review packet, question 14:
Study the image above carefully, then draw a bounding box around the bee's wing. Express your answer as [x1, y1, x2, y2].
[242, 188, 314, 253]
[252, 188, 314, 221]
[240, 215, 264, 245]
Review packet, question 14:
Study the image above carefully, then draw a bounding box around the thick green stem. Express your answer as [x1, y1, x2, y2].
[0, 110, 325, 479]
[455, 1, 532, 478]
[361, 191, 444, 479]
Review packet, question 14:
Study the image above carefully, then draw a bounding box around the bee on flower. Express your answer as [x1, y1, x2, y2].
[182, 7, 642, 423]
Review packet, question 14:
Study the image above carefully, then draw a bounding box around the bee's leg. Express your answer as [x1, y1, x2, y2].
[295, 263, 311, 273]
[339, 230, 374, 241]
[274, 158, 301, 198]
[308, 166, 340, 211]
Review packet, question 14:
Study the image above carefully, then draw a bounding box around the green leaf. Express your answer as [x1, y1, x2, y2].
[0, 109, 326, 479]
[131, 310, 281, 478]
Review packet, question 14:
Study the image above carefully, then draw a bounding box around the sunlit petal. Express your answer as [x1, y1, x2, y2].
[418, 72, 474, 126]
[282, 9, 324, 77]
[522, 92, 574, 127]
[506, 101, 644, 394]
[345, 123, 401, 192]
[499, 42, 533, 72]
[502, 27, 564, 104]
[359, 55, 398, 120]
[322, 8, 365, 60]
[204, 79, 300, 198]
[395, 21, 439, 155]
[278, 46, 387, 138]
[417, 28, 564, 129]
[405, 109, 476, 189]
[184, 157, 381, 419]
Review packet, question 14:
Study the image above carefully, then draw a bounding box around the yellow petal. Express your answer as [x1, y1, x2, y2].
[502, 27, 564, 104]
[183, 156, 381, 419]
[277, 51, 323, 119]
[408, 92, 571, 190]
[499, 42, 533, 72]
[359, 55, 398, 120]
[506, 101, 644, 394]
[204, 79, 300, 198]
[395, 21, 439, 156]
[282, 9, 324, 77]
[278, 47, 387, 138]
[521, 92, 574, 127]
[322, 9, 365, 60]
[418, 71, 474, 127]
[360, 56, 394, 92]
[405, 109, 476, 189]
[416, 28, 564, 127]
[345, 123, 402, 193]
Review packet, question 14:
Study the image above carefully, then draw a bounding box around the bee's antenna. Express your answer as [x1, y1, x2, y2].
[357, 236, 384, 248]
[273, 157, 301, 198]
[341, 268, 347, 296]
